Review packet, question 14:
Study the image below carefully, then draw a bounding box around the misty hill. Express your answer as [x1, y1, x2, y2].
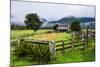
[49, 16, 95, 24]
[11, 16, 95, 29]
[42, 16, 95, 28]
[40, 18, 48, 22]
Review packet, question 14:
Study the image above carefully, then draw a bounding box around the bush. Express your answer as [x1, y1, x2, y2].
[13, 39, 51, 64]
[13, 40, 32, 58]
[33, 45, 51, 64]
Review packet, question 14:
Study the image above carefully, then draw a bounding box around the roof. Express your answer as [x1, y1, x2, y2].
[57, 24, 69, 30]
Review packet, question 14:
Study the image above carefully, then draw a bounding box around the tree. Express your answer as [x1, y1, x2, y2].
[24, 13, 43, 32]
[70, 21, 82, 42]
[53, 24, 58, 31]
[70, 21, 81, 31]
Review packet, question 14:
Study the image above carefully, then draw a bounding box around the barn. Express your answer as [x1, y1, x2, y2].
[56, 24, 70, 32]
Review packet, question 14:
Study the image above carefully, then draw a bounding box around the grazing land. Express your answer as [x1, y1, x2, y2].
[11, 30, 95, 66]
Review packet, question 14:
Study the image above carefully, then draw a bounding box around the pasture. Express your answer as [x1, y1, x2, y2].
[11, 30, 95, 66]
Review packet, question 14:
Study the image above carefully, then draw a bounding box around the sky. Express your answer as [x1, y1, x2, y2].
[11, 1, 95, 25]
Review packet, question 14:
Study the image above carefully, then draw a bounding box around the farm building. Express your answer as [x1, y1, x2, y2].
[56, 24, 70, 32]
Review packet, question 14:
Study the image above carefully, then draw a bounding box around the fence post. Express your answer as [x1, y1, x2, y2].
[86, 26, 89, 49]
[83, 32, 86, 50]
[49, 40, 56, 60]
[71, 32, 74, 52]
[84, 26, 89, 50]
[62, 40, 65, 53]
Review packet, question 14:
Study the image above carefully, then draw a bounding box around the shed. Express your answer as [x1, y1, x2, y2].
[56, 24, 70, 32]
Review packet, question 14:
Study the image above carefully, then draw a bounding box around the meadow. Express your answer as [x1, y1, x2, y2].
[11, 30, 95, 66]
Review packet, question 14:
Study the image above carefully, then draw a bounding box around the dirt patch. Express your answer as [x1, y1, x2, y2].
[32, 33, 58, 41]
[40, 33, 57, 40]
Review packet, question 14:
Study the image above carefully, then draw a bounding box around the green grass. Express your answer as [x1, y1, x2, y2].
[11, 48, 95, 66]
[55, 33, 71, 41]
[50, 38, 95, 64]
[11, 30, 50, 39]
[49, 49, 95, 64]
[11, 30, 95, 66]
[11, 30, 33, 39]
[10, 55, 36, 67]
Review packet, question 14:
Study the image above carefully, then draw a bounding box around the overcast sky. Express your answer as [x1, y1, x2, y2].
[11, 1, 95, 25]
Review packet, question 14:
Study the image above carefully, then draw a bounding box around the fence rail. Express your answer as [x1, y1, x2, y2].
[55, 31, 95, 52]
[55, 37, 86, 52]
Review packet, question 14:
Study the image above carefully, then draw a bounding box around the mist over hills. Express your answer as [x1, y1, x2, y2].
[49, 16, 95, 24]
[11, 21, 25, 26]
[41, 16, 95, 28]
[11, 16, 95, 29]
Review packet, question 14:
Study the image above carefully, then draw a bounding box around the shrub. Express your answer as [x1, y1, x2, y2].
[33, 44, 51, 64]
[13, 39, 51, 64]
[13, 40, 32, 58]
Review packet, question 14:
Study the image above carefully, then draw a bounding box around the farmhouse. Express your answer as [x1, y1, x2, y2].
[56, 24, 70, 32]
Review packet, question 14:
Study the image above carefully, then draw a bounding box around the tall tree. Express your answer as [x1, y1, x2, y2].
[53, 24, 58, 31]
[70, 21, 81, 31]
[25, 13, 42, 32]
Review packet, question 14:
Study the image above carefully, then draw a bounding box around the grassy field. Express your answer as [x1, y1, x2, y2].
[11, 30, 50, 39]
[11, 30, 71, 41]
[11, 30, 95, 66]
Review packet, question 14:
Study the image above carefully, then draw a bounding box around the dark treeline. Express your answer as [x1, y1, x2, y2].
[11, 23, 95, 30]
[11, 24, 52, 30]
[11, 24, 50, 30]
[11, 24, 27, 30]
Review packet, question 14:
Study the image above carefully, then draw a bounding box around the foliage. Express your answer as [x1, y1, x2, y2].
[10, 52, 34, 67]
[53, 24, 58, 31]
[11, 30, 95, 66]
[12, 39, 51, 64]
[13, 40, 32, 58]
[25, 13, 43, 32]
[33, 45, 51, 64]
[70, 21, 81, 31]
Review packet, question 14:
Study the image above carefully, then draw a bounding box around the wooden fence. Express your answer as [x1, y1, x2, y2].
[11, 27, 95, 58]
[55, 37, 86, 52]
[54, 29, 95, 52]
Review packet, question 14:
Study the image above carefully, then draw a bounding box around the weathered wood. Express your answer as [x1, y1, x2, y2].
[74, 43, 85, 47]
[84, 26, 89, 50]
[55, 31, 87, 52]
[23, 39, 49, 45]
[86, 26, 89, 47]
[62, 40, 65, 53]
[56, 44, 62, 47]
[56, 45, 72, 51]
[71, 32, 74, 51]
[83, 33, 86, 50]
[49, 41, 56, 60]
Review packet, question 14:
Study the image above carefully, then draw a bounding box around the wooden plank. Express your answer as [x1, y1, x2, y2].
[56, 42, 73, 47]
[56, 41, 85, 47]
[20, 39, 50, 45]
[74, 46, 84, 50]
[74, 43, 85, 47]
[55, 41, 63, 43]
[56, 44, 62, 47]
[62, 41, 65, 53]
[56, 45, 71, 51]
